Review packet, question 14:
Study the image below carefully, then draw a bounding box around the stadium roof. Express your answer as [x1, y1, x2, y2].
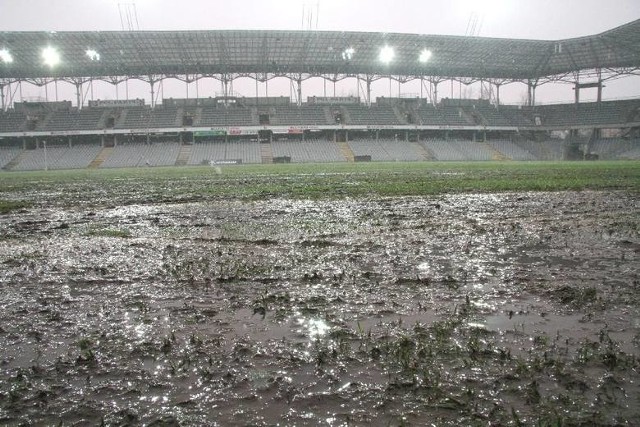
[0, 19, 639, 81]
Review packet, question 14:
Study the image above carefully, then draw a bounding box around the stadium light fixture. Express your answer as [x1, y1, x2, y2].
[86, 49, 101, 61]
[0, 48, 13, 64]
[42, 46, 61, 68]
[342, 47, 355, 61]
[379, 46, 395, 64]
[419, 49, 432, 63]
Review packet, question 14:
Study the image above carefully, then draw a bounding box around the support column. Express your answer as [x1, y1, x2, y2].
[365, 77, 372, 107]
[150, 78, 156, 108]
[75, 81, 82, 109]
[221, 74, 231, 99]
[527, 80, 538, 107]
[255, 74, 259, 99]
[433, 80, 439, 105]
[495, 84, 501, 108]
[597, 70, 603, 103]
[297, 77, 302, 107]
[0, 83, 5, 111]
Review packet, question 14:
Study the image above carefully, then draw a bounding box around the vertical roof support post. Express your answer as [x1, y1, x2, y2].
[527, 79, 538, 107]
[254, 73, 259, 100]
[149, 77, 156, 108]
[597, 69, 603, 103]
[297, 75, 302, 106]
[433, 78, 439, 105]
[365, 75, 372, 107]
[74, 79, 82, 110]
[574, 73, 580, 105]
[221, 74, 230, 99]
[0, 81, 5, 111]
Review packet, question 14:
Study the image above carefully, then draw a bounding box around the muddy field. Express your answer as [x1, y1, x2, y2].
[1, 190, 639, 425]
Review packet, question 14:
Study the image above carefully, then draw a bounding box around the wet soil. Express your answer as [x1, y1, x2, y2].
[0, 191, 639, 425]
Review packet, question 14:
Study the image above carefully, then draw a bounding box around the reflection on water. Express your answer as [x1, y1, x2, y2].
[302, 317, 331, 340]
[1, 191, 638, 425]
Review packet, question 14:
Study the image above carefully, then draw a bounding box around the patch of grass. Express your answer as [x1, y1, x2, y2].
[0, 200, 29, 214]
[1, 161, 638, 208]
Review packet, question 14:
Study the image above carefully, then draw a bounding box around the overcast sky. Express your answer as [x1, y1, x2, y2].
[1, 0, 639, 104]
[2, 0, 640, 39]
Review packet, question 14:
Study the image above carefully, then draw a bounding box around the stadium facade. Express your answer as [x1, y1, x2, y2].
[1, 20, 639, 169]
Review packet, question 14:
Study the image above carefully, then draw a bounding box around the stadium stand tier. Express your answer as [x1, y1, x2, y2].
[1, 21, 639, 169]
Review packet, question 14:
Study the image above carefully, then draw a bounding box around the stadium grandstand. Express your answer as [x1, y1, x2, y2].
[1, 20, 640, 169]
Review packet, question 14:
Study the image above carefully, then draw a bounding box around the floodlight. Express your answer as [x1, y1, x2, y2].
[0, 48, 13, 63]
[42, 46, 61, 67]
[86, 49, 100, 61]
[419, 49, 432, 63]
[342, 47, 355, 61]
[379, 46, 394, 64]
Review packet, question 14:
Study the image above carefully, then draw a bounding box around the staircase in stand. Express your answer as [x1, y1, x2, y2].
[411, 141, 434, 160]
[480, 142, 510, 161]
[175, 144, 192, 166]
[260, 141, 273, 164]
[2, 150, 26, 170]
[337, 141, 355, 162]
[88, 147, 114, 169]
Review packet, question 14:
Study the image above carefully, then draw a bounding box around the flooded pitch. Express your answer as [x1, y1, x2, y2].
[1, 191, 639, 425]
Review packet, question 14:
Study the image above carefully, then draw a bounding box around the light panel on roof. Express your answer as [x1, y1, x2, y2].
[0, 48, 13, 63]
[42, 46, 61, 68]
[86, 49, 100, 61]
[379, 46, 394, 64]
[342, 47, 355, 61]
[419, 49, 432, 63]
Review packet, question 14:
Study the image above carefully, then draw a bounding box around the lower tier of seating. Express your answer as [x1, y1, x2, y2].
[1, 138, 638, 170]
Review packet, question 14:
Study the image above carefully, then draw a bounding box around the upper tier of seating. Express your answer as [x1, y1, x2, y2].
[1, 98, 639, 133]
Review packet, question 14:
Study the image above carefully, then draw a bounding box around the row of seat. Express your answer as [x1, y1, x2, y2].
[2, 138, 639, 170]
[2, 99, 639, 133]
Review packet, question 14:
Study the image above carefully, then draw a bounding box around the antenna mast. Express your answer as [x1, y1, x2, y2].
[118, 2, 140, 31]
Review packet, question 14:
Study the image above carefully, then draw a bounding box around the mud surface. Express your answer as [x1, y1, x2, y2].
[1, 191, 639, 425]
